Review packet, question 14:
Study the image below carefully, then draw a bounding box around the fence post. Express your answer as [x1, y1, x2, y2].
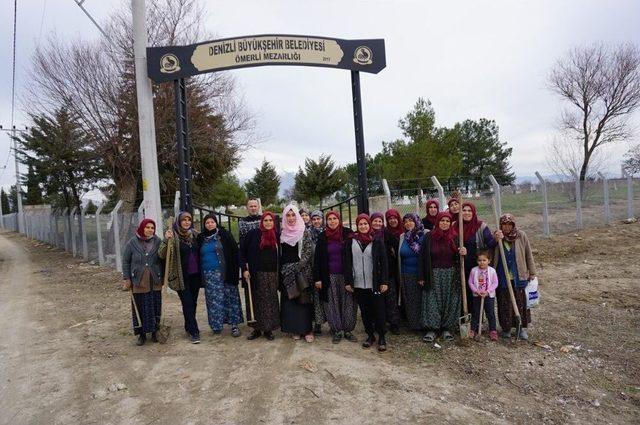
[488, 175, 502, 218]
[534, 172, 550, 237]
[112, 200, 124, 273]
[137, 201, 145, 219]
[81, 204, 89, 260]
[414, 193, 420, 214]
[96, 203, 105, 266]
[173, 191, 181, 216]
[597, 172, 611, 225]
[62, 208, 70, 252]
[430, 176, 446, 211]
[49, 210, 55, 244]
[570, 170, 583, 229]
[382, 179, 392, 210]
[626, 172, 634, 220]
[70, 207, 78, 256]
[0, 188, 3, 229]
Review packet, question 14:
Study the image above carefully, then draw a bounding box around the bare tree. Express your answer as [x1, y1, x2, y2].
[546, 131, 606, 180]
[548, 44, 640, 186]
[25, 0, 255, 210]
[623, 144, 640, 174]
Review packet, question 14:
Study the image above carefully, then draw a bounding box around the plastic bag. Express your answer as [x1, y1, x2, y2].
[526, 277, 539, 308]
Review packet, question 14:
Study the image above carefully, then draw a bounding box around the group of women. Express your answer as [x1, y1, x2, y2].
[122, 196, 536, 350]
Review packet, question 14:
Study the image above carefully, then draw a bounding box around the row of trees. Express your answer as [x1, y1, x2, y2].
[228, 98, 516, 208]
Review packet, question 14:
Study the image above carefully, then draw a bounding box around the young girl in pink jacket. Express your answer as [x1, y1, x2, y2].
[468, 250, 498, 340]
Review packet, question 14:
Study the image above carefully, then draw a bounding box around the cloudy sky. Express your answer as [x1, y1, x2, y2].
[1, 0, 639, 194]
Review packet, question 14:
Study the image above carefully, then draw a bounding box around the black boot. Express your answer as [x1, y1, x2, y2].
[377, 335, 387, 352]
[151, 332, 158, 343]
[389, 324, 400, 335]
[247, 329, 262, 340]
[362, 334, 375, 348]
[136, 334, 146, 346]
[264, 331, 275, 341]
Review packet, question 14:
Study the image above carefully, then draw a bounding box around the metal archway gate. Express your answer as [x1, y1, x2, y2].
[147, 34, 386, 214]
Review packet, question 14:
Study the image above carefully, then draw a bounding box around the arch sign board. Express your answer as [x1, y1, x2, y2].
[147, 34, 386, 82]
[147, 34, 386, 214]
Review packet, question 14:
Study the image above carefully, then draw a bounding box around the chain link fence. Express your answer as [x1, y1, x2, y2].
[374, 174, 639, 239]
[1, 200, 177, 274]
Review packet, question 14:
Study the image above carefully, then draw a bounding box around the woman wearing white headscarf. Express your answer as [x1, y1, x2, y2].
[279, 204, 315, 342]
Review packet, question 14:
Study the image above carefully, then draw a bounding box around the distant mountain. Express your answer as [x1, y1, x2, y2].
[278, 171, 296, 197]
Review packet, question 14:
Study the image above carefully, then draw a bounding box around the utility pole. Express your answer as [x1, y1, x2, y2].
[10, 0, 24, 233]
[131, 0, 163, 233]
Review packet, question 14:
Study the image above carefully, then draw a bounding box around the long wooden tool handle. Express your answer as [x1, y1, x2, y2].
[246, 275, 256, 321]
[491, 197, 521, 320]
[160, 217, 174, 323]
[131, 290, 142, 329]
[458, 195, 468, 316]
[478, 296, 485, 336]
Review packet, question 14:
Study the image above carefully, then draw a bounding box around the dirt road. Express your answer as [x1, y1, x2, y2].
[0, 225, 638, 424]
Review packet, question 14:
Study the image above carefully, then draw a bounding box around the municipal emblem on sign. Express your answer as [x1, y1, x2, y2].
[160, 54, 181, 73]
[353, 46, 373, 65]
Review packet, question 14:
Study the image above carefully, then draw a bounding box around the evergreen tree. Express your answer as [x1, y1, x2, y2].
[208, 174, 246, 209]
[448, 119, 515, 189]
[1, 189, 10, 214]
[244, 160, 280, 206]
[14, 108, 105, 210]
[293, 155, 346, 205]
[24, 164, 44, 205]
[84, 200, 98, 214]
[378, 98, 462, 190]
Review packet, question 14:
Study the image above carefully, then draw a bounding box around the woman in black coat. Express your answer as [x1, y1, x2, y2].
[313, 211, 357, 344]
[239, 212, 281, 341]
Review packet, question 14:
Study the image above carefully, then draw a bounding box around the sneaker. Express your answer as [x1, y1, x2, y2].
[344, 332, 358, 342]
[151, 332, 158, 343]
[442, 331, 454, 341]
[332, 331, 342, 344]
[190, 334, 201, 344]
[501, 330, 512, 339]
[247, 330, 262, 340]
[489, 330, 498, 341]
[212, 329, 222, 335]
[231, 327, 241, 338]
[304, 333, 315, 343]
[518, 328, 529, 341]
[313, 324, 322, 335]
[422, 331, 435, 343]
[264, 331, 275, 341]
[136, 334, 146, 346]
[389, 324, 401, 335]
[362, 335, 375, 348]
[469, 330, 476, 339]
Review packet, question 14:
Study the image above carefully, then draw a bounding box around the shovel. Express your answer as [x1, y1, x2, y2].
[477, 295, 485, 337]
[491, 196, 522, 341]
[156, 219, 174, 344]
[245, 274, 257, 325]
[458, 194, 471, 339]
[131, 290, 142, 331]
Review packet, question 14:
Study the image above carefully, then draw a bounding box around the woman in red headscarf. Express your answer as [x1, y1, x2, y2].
[371, 212, 401, 334]
[344, 214, 390, 351]
[422, 199, 440, 231]
[122, 219, 163, 346]
[239, 211, 281, 341]
[459, 201, 498, 312]
[419, 211, 463, 343]
[312, 211, 356, 344]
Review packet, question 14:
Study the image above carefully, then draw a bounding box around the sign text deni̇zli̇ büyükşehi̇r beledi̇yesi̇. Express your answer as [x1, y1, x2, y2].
[209, 37, 327, 56]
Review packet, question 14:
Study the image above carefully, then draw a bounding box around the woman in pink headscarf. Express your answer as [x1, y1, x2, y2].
[279, 204, 315, 342]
